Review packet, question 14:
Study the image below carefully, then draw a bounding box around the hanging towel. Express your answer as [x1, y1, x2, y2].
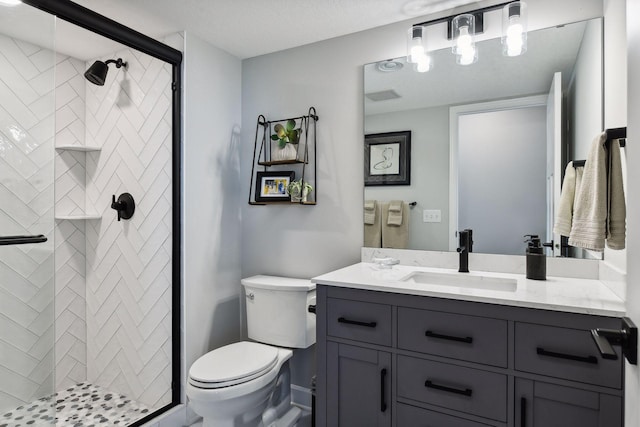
[569, 133, 608, 251]
[364, 202, 382, 248]
[364, 200, 377, 225]
[382, 202, 409, 249]
[387, 200, 404, 226]
[607, 139, 626, 249]
[553, 162, 577, 236]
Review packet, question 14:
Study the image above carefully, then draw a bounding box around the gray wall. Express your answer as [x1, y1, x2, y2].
[183, 32, 243, 402]
[365, 107, 450, 251]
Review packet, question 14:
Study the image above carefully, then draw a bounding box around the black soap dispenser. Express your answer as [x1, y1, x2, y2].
[525, 235, 546, 280]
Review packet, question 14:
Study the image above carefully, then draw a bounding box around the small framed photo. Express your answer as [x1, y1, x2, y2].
[255, 171, 295, 202]
[364, 131, 411, 186]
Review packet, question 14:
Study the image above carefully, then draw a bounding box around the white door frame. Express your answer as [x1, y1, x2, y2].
[448, 95, 548, 251]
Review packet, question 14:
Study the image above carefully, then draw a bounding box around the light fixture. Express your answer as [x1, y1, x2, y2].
[451, 13, 478, 65]
[406, 1, 527, 71]
[502, 1, 527, 56]
[407, 25, 432, 72]
[0, 0, 22, 6]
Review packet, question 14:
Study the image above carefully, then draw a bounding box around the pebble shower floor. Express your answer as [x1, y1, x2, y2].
[0, 383, 151, 426]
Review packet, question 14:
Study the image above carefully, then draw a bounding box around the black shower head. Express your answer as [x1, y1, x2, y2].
[84, 58, 126, 86]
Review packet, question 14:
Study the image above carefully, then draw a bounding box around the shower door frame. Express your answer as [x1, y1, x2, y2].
[20, 0, 183, 425]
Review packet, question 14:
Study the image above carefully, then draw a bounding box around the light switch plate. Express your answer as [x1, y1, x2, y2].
[423, 209, 441, 223]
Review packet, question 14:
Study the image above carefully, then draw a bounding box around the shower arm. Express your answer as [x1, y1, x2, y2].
[105, 58, 126, 69]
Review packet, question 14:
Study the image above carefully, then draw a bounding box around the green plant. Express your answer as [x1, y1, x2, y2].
[286, 179, 313, 201]
[271, 119, 301, 148]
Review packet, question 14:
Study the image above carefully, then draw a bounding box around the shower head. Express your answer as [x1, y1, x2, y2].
[84, 58, 126, 86]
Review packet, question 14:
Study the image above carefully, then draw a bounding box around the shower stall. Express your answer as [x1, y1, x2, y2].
[0, 1, 181, 426]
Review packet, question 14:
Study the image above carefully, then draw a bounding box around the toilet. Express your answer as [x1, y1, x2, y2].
[187, 275, 316, 427]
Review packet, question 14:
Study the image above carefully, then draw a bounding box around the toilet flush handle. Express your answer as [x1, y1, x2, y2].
[246, 292, 254, 301]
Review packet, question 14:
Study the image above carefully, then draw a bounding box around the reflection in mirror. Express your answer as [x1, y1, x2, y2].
[364, 18, 608, 258]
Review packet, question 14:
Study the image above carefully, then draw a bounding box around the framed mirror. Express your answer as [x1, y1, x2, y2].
[364, 18, 606, 258]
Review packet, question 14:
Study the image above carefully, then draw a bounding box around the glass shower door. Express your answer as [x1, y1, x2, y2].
[0, 3, 56, 423]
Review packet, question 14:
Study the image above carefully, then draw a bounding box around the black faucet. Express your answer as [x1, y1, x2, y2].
[457, 229, 473, 273]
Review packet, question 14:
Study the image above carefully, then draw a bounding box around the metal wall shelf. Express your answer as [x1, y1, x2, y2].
[248, 107, 318, 205]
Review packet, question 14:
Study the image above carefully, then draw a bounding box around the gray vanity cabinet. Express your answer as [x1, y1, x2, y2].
[515, 379, 622, 427]
[326, 342, 391, 427]
[316, 285, 624, 427]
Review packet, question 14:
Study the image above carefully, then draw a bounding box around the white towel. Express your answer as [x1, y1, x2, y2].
[568, 133, 608, 251]
[387, 200, 403, 226]
[364, 202, 382, 248]
[553, 162, 577, 236]
[607, 139, 626, 249]
[364, 200, 377, 225]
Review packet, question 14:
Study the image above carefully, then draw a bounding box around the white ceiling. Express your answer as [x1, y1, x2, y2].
[1, 0, 481, 60]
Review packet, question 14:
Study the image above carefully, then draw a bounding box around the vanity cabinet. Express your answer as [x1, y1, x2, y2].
[315, 285, 624, 427]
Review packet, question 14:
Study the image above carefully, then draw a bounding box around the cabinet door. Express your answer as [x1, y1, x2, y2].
[515, 378, 622, 427]
[327, 342, 391, 427]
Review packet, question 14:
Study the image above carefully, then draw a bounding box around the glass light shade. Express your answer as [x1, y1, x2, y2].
[407, 26, 426, 64]
[452, 14, 477, 65]
[502, 1, 528, 56]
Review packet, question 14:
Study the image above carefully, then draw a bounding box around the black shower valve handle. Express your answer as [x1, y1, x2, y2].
[110, 193, 135, 222]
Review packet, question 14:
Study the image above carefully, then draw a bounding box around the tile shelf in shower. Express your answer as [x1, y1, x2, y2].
[55, 145, 101, 152]
[55, 213, 102, 220]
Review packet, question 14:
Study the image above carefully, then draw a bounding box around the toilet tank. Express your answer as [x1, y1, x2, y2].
[241, 275, 316, 348]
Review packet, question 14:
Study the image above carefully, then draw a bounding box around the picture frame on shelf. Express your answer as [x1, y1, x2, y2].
[364, 131, 411, 186]
[255, 171, 295, 202]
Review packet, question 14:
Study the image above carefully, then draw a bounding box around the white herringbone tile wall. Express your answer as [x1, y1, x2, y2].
[85, 45, 173, 410]
[54, 55, 89, 392]
[0, 33, 57, 413]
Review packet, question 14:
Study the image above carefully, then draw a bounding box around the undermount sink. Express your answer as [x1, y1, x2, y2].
[400, 271, 518, 292]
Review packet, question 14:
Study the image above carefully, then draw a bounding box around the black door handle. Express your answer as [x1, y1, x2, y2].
[337, 317, 377, 328]
[0, 234, 47, 246]
[425, 379, 472, 397]
[380, 368, 387, 412]
[536, 347, 598, 364]
[425, 330, 473, 344]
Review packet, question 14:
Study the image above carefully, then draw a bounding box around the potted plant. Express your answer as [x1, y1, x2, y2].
[286, 179, 313, 203]
[271, 119, 300, 161]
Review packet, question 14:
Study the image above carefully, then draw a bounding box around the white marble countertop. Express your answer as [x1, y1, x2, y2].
[312, 262, 626, 317]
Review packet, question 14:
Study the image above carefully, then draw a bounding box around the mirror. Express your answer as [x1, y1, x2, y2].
[364, 18, 606, 257]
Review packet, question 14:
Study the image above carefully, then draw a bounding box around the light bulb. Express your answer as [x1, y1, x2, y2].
[408, 26, 426, 64]
[456, 26, 473, 54]
[415, 53, 432, 73]
[502, 2, 527, 57]
[410, 43, 424, 63]
[458, 47, 476, 65]
[0, 0, 21, 5]
[506, 20, 524, 56]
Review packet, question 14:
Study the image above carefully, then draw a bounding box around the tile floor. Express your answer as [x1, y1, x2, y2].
[1, 383, 151, 427]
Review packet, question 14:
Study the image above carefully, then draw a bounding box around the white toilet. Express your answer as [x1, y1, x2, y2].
[187, 275, 316, 427]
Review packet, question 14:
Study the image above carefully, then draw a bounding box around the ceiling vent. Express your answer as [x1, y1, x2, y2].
[365, 90, 401, 102]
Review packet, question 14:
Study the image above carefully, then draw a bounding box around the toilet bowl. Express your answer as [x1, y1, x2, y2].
[187, 276, 315, 427]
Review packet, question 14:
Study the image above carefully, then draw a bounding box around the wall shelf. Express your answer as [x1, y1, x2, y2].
[248, 107, 318, 206]
[55, 145, 101, 152]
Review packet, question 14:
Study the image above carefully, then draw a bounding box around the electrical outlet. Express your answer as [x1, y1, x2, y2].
[423, 209, 442, 223]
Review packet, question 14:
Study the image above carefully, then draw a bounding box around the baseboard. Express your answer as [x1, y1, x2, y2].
[291, 384, 313, 410]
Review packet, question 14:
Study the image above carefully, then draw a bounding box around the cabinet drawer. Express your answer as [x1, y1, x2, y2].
[397, 403, 495, 426]
[398, 307, 507, 367]
[397, 355, 507, 422]
[515, 322, 622, 389]
[327, 298, 392, 346]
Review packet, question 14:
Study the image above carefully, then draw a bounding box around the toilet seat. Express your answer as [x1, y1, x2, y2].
[188, 341, 279, 389]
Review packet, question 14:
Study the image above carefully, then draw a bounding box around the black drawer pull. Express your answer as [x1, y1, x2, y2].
[536, 347, 598, 364]
[425, 330, 473, 344]
[380, 368, 387, 412]
[425, 380, 472, 397]
[337, 317, 377, 328]
[520, 397, 527, 427]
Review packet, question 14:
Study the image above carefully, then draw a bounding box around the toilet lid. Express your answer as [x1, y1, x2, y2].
[189, 341, 279, 385]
